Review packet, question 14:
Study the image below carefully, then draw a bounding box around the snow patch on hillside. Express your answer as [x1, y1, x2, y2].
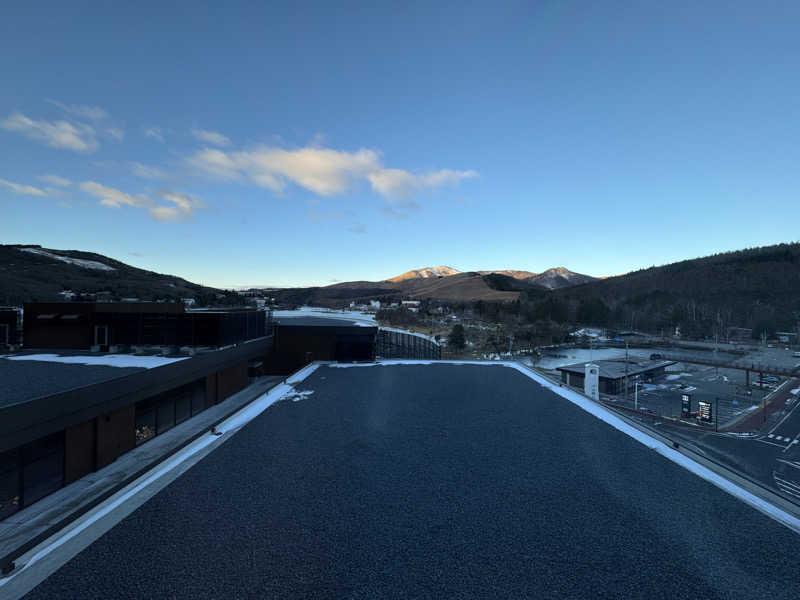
[20, 247, 116, 271]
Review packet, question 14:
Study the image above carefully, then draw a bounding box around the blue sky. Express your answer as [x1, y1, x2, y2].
[2, 2, 799, 288]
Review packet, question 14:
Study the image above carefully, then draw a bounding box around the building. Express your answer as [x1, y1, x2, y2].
[0, 309, 21, 347]
[0, 303, 275, 526]
[270, 315, 378, 374]
[556, 358, 675, 395]
[23, 302, 269, 351]
[13, 362, 800, 599]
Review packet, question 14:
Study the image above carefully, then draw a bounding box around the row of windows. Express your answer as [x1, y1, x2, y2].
[135, 381, 206, 446]
[0, 432, 65, 521]
[1, 380, 208, 522]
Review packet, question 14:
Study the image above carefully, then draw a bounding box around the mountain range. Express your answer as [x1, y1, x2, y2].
[271, 266, 597, 305]
[386, 266, 596, 290]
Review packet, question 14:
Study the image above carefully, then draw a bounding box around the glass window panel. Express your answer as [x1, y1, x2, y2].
[191, 387, 206, 416]
[157, 399, 175, 435]
[175, 393, 191, 425]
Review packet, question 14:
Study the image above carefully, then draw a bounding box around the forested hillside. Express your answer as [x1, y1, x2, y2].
[526, 243, 800, 339]
[0, 245, 242, 306]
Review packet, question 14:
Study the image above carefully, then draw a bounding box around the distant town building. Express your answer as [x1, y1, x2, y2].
[557, 358, 675, 396]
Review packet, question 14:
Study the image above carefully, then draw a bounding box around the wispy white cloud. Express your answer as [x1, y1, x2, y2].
[1, 113, 98, 152]
[367, 168, 478, 198]
[186, 144, 477, 207]
[190, 128, 231, 147]
[0, 178, 47, 196]
[45, 99, 108, 121]
[130, 162, 167, 180]
[144, 126, 164, 142]
[79, 181, 202, 222]
[148, 191, 203, 222]
[38, 174, 72, 187]
[80, 181, 152, 208]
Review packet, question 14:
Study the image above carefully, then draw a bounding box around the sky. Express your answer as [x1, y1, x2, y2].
[2, 1, 800, 288]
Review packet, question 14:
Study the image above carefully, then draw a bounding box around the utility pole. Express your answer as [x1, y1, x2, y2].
[624, 341, 629, 404]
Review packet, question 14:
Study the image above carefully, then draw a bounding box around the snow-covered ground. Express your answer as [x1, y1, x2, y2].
[20, 247, 116, 271]
[2, 353, 188, 368]
[666, 373, 693, 381]
[571, 328, 608, 340]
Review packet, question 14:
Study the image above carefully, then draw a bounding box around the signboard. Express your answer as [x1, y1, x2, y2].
[681, 393, 692, 418]
[698, 400, 713, 423]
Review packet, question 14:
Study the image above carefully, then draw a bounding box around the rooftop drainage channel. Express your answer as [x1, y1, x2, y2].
[0, 369, 310, 581]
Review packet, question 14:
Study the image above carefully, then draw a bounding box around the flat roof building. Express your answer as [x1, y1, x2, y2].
[15, 362, 800, 599]
[556, 358, 675, 395]
[0, 303, 276, 534]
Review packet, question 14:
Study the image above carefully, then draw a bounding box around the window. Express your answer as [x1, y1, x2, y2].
[156, 398, 176, 434]
[21, 432, 64, 507]
[175, 393, 191, 425]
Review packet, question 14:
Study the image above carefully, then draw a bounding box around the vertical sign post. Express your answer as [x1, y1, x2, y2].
[681, 393, 692, 418]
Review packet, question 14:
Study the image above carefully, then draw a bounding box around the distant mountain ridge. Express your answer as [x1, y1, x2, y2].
[387, 266, 461, 282]
[0, 244, 236, 305]
[273, 264, 598, 306]
[388, 265, 597, 289]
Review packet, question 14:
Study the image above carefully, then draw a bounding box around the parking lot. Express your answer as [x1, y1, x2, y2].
[538, 345, 795, 431]
[605, 362, 775, 429]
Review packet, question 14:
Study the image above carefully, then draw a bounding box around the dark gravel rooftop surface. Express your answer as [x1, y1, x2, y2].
[0, 356, 144, 407]
[24, 363, 800, 599]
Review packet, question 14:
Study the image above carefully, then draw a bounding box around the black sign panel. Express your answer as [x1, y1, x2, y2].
[681, 393, 692, 418]
[698, 400, 713, 423]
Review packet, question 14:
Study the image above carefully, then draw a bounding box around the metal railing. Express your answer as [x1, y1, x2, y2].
[376, 328, 441, 360]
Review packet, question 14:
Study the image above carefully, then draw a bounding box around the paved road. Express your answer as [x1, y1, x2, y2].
[25, 364, 800, 599]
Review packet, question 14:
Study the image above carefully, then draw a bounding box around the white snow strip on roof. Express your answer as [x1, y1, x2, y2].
[4, 353, 189, 369]
[325, 359, 800, 534]
[19, 247, 115, 271]
[791, 388, 800, 396]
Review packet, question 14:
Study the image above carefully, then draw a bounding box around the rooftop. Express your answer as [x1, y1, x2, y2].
[0, 352, 184, 408]
[21, 362, 800, 599]
[275, 315, 376, 327]
[556, 358, 676, 379]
